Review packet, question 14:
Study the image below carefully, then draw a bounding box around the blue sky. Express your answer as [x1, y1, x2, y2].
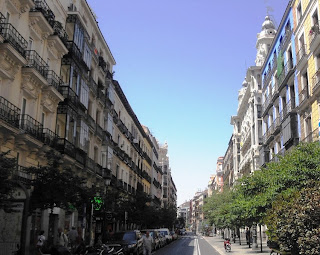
[87, 0, 289, 205]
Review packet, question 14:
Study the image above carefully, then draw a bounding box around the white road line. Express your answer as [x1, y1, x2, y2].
[193, 237, 201, 255]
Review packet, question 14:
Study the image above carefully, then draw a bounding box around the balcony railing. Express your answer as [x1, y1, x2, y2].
[296, 44, 307, 66]
[42, 128, 58, 147]
[56, 138, 75, 158]
[272, 116, 281, 133]
[46, 70, 62, 91]
[52, 21, 68, 45]
[86, 157, 95, 172]
[280, 99, 295, 121]
[278, 27, 292, 53]
[20, 114, 43, 140]
[299, 85, 309, 106]
[65, 41, 84, 67]
[25, 50, 49, 79]
[309, 23, 320, 49]
[95, 163, 103, 176]
[277, 59, 294, 88]
[14, 165, 32, 186]
[31, 0, 55, 27]
[312, 69, 320, 94]
[98, 56, 107, 72]
[262, 94, 271, 114]
[88, 77, 98, 94]
[0, 96, 20, 128]
[0, 23, 28, 57]
[58, 86, 79, 108]
[301, 129, 319, 143]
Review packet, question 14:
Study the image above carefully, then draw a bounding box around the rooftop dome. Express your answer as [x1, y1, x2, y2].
[262, 16, 275, 30]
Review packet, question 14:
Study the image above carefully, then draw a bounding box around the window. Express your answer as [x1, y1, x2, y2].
[79, 79, 89, 109]
[28, 38, 33, 51]
[83, 42, 92, 69]
[21, 98, 27, 115]
[79, 120, 89, 152]
[41, 112, 45, 126]
[297, 3, 302, 23]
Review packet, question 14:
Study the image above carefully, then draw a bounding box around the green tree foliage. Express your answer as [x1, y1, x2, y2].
[204, 142, 320, 252]
[0, 151, 16, 201]
[265, 185, 320, 255]
[27, 150, 95, 212]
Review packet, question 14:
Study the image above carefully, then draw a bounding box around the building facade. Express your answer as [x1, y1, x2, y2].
[260, 1, 299, 166]
[0, 0, 176, 254]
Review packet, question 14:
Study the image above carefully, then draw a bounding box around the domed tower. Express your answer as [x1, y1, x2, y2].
[255, 16, 276, 66]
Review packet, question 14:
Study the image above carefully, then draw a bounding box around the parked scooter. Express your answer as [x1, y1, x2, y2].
[77, 244, 124, 255]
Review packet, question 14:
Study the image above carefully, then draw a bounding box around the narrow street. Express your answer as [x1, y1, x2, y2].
[154, 233, 220, 255]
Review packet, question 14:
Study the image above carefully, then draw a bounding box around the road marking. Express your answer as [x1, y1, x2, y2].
[193, 237, 201, 255]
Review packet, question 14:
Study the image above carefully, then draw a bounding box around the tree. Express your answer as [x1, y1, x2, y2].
[27, 150, 94, 213]
[0, 151, 17, 209]
[265, 184, 320, 255]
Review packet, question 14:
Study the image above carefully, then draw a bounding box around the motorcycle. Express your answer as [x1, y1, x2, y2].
[77, 244, 124, 255]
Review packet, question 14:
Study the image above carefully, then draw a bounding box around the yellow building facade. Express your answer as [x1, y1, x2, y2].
[294, 0, 320, 141]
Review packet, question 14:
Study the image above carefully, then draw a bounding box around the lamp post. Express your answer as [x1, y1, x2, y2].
[102, 175, 111, 243]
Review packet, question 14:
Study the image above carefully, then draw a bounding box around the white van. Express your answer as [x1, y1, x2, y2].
[157, 228, 172, 244]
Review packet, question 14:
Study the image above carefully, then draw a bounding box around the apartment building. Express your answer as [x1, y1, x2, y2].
[260, 1, 299, 166]
[294, 0, 320, 143]
[0, 0, 175, 253]
[231, 16, 276, 176]
[222, 136, 234, 187]
[191, 190, 207, 234]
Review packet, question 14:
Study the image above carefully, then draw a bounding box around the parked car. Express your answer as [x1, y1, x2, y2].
[141, 229, 161, 250]
[106, 230, 143, 255]
[157, 228, 172, 244]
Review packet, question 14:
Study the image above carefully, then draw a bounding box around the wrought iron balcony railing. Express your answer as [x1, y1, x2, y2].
[58, 86, 79, 108]
[25, 50, 49, 79]
[20, 114, 44, 140]
[298, 85, 309, 106]
[0, 96, 20, 128]
[280, 99, 295, 121]
[277, 58, 294, 88]
[56, 138, 76, 158]
[0, 23, 28, 57]
[31, 0, 55, 27]
[309, 22, 320, 48]
[312, 68, 320, 94]
[46, 70, 62, 91]
[52, 20, 68, 45]
[296, 44, 307, 66]
[42, 128, 58, 147]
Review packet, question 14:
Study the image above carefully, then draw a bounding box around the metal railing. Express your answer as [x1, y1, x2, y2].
[0, 23, 28, 57]
[280, 99, 295, 121]
[309, 22, 320, 47]
[25, 50, 49, 79]
[20, 114, 43, 140]
[0, 96, 20, 127]
[312, 69, 320, 93]
[42, 128, 58, 146]
[277, 58, 294, 87]
[52, 20, 68, 45]
[296, 44, 307, 66]
[56, 138, 76, 158]
[46, 70, 62, 90]
[299, 85, 309, 106]
[58, 86, 79, 108]
[31, 0, 55, 27]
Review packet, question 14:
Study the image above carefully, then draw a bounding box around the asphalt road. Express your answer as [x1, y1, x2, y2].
[153, 233, 221, 255]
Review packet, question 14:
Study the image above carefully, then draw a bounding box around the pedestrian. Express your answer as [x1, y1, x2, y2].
[58, 227, 69, 248]
[68, 226, 78, 252]
[142, 231, 153, 255]
[245, 228, 250, 245]
[36, 230, 46, 255]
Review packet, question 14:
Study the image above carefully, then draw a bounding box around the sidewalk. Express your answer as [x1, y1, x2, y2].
[202, 235, 271, 255]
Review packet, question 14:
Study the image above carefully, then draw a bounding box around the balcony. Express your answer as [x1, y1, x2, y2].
[75, 148, 86, 165]
[65, 41, 89, 71]
[280, 99, 295, 121]
[262, 95, 271, 116]
[271, 80, 279, 101]
[56, 138, 76, 158]
[0, 22, 28, 59]
[296, 44, 307, 70]
[272, 116, 281, 135]
[278, 27, 292, 53]
[46, 70, 62, 91]
[309, 22, 320, 53]
[262, 68, 272, 88]
[58, 86, 79, 109]
[263, 123, 274, 145]
[14, 165, 32, 187]
[98, 56, 107, 72]
[24, 50, 49, 80]
[86, 157, 95, 172]
[0, 96, 20, 128]
[143, 152, 152, 166]
[88, 77, 98, 95]
[117, 119, 127, 134]
[42, 128, 58, 147]
[301, 129, 319, 143]
[52, 21, 68, 46]
[95, 164, 103, 177]
[95, 124, 104, 140]
[20, 114, 43, 140]
[30, 0, 55, 27]
[102, 167, 112, 180]
[312, 69, 320, 96]
[298, 85, 310, 110]
[277, 59, 294, 91]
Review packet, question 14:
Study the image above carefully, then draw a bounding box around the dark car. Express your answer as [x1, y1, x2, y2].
[107, 230, 143, 255]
